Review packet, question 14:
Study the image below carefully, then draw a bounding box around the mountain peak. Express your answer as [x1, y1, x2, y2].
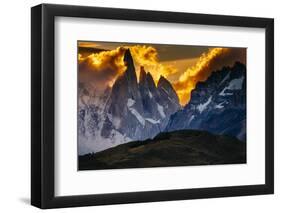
[146, 72, 153, 79]
[232, 61, 246, 71]
[157, 75, 170, 88]
[157, 75, 180, 108]
[139, 66, 147, 83]
[146, 72, 156, 88]
[138, 67, 156, 89]
[124, 48, 133, 65]
[123, 48, 137, 85]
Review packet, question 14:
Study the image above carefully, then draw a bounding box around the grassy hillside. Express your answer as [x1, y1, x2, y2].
[79, 130, 246, 170]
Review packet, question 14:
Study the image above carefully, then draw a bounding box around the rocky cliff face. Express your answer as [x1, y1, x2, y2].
[165, 62, 246, 141]
[78, 49, 180, 154]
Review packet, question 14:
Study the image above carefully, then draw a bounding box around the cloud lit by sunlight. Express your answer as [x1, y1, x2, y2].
[78, 45, 177, 87]
[174, 47, 246, 105]
[78, 43, 245, 106]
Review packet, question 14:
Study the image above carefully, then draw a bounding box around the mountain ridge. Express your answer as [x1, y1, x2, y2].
[165, 61, 246, 141]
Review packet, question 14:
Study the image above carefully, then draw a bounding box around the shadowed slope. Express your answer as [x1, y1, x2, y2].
[79, 129, 246, 170]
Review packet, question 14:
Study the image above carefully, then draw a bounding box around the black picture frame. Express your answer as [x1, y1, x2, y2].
[31, 3, 274, 209]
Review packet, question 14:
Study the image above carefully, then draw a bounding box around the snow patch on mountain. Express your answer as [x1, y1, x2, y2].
[127, 98, 161, 126]
[127, 98, 136, 107]
[148, 91, 153, 98]
[214, 102, 225, 109]
[145, 118, 160, 124]
[187, 115, 195, 126]
[228, 76, 244, 90]
[128, 107, 146, 126]
[157, 103, 166, 118]
[220, 76, 244, 96]
[126, 98, 146, 126]
[108, 114, 121, 129]
[79, 129, 132, 154]
[197, 96, 212, 113]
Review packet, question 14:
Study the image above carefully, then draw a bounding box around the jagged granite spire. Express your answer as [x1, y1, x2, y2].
[157, 75, 180, 105]
[146, 72, 157, 90]
[79, 51, 181, 153]
[158, 75, 172, 89]
[138, 67, 160, 119]
[104, 48, 145, 140]
[124, 48, 134, 65]
[123, 49, 137, 85]
[139, 66, 147, 83]
[139, 66, 157, 91]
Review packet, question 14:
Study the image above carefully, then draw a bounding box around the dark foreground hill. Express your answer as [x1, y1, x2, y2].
[78, 130, 246, 170]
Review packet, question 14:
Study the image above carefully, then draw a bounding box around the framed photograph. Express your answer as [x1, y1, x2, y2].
[31, 4, 274, 209]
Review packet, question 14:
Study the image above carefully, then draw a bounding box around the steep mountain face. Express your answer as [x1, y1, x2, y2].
[157, 75, 181, 128]
[165, 62, 246, 141]
[139, 67, 163, 126]
[78, 49, 180, 154]
[104, 50, 145, 140]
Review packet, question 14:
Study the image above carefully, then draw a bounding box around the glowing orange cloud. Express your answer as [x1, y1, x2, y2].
[129, 45, 177, 83]
[78, 45, 177, 87]
[84, 47, 127, 74]
[79, 44, 245, 106]
[174, 48, 246, 105]
[79, 47, 127, 87]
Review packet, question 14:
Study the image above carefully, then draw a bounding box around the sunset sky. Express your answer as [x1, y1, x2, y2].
[78, 41, 246, 105]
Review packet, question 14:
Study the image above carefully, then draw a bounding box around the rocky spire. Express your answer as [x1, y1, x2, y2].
[124, 48, 134, 65]
[157, 75, 180, 107]
[157, 75, 170, 88]
[139, 66, 147, 83]
[146, 72, 157, 90]
[139, 67, 156, 90]
[123, 49, 137, 84]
